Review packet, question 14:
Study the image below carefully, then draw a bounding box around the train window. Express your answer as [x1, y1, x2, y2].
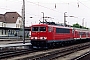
[48, 27, 53, 32]
[56, 28, 70, 33]
[79, 32, 85, 35]
[32, 27, 39, 31]
[32, 27, 46, 31]
[40, 27, 46, 31]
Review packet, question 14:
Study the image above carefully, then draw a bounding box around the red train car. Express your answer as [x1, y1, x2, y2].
[30, 22, 90, 48]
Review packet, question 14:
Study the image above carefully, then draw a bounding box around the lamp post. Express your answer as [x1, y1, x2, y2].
[22, 0, 25, 44]
[41, 12, 44, 23]
[82, 18, 85, 27]
[64, 12, 77, 27]
[64, 12, 67, 27]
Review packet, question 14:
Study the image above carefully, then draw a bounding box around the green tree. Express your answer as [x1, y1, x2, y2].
[72, 23, 80, 28]
[72, 23, 89, 29]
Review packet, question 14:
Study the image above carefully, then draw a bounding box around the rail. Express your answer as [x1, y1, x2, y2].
[20, 42, 90, 60]
[71, 51, 90, 60]
[0, 49, 38, 59]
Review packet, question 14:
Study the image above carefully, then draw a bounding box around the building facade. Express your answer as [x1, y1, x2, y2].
[0, 12, 30, 38]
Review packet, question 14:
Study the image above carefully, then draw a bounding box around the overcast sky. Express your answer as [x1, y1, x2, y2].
[0, 0, 90, 28]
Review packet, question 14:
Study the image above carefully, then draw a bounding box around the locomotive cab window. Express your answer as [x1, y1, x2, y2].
[32, 26, 46, 32]
[40, 27, 46, 31]
[32, 27, 39, 31]
[56, 28, 70, 33]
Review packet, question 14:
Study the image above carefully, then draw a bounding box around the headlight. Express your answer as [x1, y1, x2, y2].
[35, 37, 37, 39]
[44, 37, 47, 39]
[30, 37, 34, 39]
[40, 37, 43, 39]
[31, 37, 37, 39]
[40, 37, 47, 40]
[31, 37, 47, 40]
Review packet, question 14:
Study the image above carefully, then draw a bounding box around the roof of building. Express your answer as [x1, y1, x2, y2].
[0, 14, 5, 22]
[0, 12, 21, 23]
[4, 12, 21, 23]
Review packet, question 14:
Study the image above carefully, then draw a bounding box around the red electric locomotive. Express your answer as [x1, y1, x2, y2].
[30, 22, 90, 48]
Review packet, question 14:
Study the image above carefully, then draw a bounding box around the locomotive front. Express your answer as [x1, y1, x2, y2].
[30, 24, 53, 48]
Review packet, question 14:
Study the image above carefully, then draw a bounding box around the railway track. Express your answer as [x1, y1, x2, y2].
[72, 51, 90, 60]
[19, 42, 90, 60]
[0, 49, 38, 59]
[1, 42, 90, 60]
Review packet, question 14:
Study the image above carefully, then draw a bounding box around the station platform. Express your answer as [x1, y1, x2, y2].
[0, 43, 31, 48]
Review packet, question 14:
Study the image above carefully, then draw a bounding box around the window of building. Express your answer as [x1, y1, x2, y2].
[56, 28, 70, 33]
[11, 30, 12, 34]
[16, 24, 19, 28]
[16, 24, 17, 27]
[19, 20, 21, 23]
[12, 30, 14, 34]
[17, 24, 19, 27]
[20, 25, 22, 27]
[4, 24, 6, 27]
[5, 30, 6, 35]
[2, 29, 3, 35]
[2, 23, 3, 27]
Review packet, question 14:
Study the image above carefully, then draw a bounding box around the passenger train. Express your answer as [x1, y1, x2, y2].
[30, 22, 90, 48]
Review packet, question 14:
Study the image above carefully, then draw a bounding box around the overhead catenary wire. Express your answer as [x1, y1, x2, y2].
[25, 1, 71, 23]
[26, 1, 64, 14]
[0, 1, 87, 18]
[1, 0, 90, 17]
[26, 1, 90, 19]
[1, 0, 90, 24]
[77, 0, 90, 9]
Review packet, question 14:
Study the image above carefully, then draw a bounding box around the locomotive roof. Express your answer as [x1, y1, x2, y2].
[32, 23, 73, 29]
[31, 23, 90, 32]
[31, 24, 48, 26]
[48, 25, 73, 29]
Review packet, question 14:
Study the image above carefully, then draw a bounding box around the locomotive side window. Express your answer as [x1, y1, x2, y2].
[79, 32, 85, 35]
[56, 28, 70, 33]
[48, 27, 53, 32]
[32, 27, 46, 32]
